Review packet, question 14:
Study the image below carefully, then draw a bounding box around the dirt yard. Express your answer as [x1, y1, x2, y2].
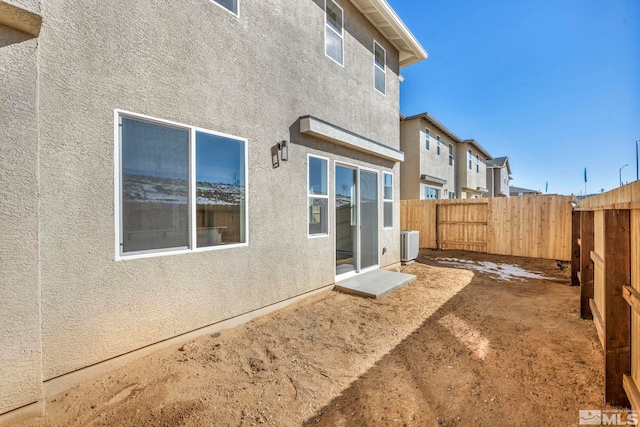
[16, 250, 604, 426]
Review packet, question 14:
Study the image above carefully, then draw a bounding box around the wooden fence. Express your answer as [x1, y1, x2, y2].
[572, 180, 639, 407]
[400, 195, 575, 260]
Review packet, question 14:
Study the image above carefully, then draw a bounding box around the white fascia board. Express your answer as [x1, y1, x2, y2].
[300, 116, 404, 163]
[350, 0, 427, 68]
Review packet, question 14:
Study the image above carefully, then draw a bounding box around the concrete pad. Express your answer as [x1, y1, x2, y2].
[334, 269, 417, 299]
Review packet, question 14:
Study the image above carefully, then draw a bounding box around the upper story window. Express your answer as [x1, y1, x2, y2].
[325, 0, 344, 65]
[116, 111, 247, 260]
[468, 149, 473, 170]
[211, 0, 238, 15]
[383, 172, 393, 228]
[476, 155, 480, 173]
[448, 144, 453, 166]
[374, 41, 386, 94]
[308, 155, 329, 237]
[425, 128, 430, 150]
[436, 136, 441, 156]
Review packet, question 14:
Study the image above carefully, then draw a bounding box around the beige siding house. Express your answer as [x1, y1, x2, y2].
[486, 156, 512, 197]
[0, 0, 426, 420]
[400, 112, 493, 200]
[399, 113, 458, 200]
[455, 139, 492, 199]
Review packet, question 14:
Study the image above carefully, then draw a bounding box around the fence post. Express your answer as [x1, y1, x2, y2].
[603, 209, 631, 407]
[571, 210, 581, 286]
[580, 211, 595, 319]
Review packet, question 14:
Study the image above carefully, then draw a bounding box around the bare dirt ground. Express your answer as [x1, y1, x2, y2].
[17, 250, 604, 426]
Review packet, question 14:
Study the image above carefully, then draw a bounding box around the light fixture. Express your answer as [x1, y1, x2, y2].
[278, 140, 288, 162]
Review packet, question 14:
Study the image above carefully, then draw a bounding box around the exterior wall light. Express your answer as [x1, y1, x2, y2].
[278, 140, 288, 161]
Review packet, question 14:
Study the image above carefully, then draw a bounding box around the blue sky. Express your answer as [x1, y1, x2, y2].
[389, 0, 640, 195]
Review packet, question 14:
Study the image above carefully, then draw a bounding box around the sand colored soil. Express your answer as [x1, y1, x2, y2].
[16, 250, 604, 426]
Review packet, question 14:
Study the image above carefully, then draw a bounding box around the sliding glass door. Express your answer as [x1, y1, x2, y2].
[335, 164, 379, 279]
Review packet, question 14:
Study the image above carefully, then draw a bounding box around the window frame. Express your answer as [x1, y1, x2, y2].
[448, 143, 454, 166]
[424, 187, 439, 200]
[425, 128, 430, 150]
[307, 154, 330, 238]
[468, 149, 473, 170]
[373, 40, 386, 95]
[324, 0, 344, 66]
[436, 136, 441, 156]
[210, 0, 239, 17]
[476, 155, 480, 173]
[382, 172, 393, 229]
[114, 109, 249, 261]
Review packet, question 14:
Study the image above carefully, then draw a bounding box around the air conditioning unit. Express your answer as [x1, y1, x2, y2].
[400, 230, 419, 263]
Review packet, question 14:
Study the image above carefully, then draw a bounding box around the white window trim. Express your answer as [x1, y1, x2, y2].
[382, 172, 393, 229]
[373, 40, 386, 95]
[324, 0, 344, 67]
[436, 136, 441, 156]
[468, 149, 473, 170]
[476, 155, 480, 173]
[308, 153, 330, 238]
[114, 109, 249, 261]
[448, 143, 454, 166]
[425, 128, 430, 150]
[209, 0, 240, 17]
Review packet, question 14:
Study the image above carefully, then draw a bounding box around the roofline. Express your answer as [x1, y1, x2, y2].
[401, 112, 493, 159]
[401, 112, 463, 144]
[350, 0, 428, 68]
[486, 156, 512, 174]
[461, 139, 492, 160]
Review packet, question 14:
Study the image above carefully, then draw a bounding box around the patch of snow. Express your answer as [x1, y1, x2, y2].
[432, 257, 551, 282]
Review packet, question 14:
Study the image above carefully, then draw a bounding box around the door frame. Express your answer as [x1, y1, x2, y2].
[334, 161, 380, 281]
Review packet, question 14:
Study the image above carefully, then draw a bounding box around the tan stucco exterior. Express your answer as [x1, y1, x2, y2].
[0, 0, 424, 417]
[486, 157, 511, 197]
[455, 141, 490, 198]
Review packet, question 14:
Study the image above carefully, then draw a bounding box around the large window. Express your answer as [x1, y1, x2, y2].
[374, 41, 386, 94]
[449, 143, 454, 166]
[424, 187, 439, 200]
[308, 155, 329, 236]
[325, 0, 344, 65]
[116, 111, 247, 259]
[383, 172, 393, 228]
[211, 0, 238, 15]
[425, 128, 430, 150]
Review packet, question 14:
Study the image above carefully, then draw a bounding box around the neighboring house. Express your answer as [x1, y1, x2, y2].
[510, 186, 542, 196]
[486, 156, 512, 197]
[0, 0, 426, 419]
[399, 113, 459, 200]
[455, 139, 492, 199]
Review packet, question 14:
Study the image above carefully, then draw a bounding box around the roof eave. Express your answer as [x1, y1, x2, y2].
[350, 0, 428, 68]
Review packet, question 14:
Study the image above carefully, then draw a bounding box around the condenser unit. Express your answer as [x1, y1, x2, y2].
[400, 230, 419, 263]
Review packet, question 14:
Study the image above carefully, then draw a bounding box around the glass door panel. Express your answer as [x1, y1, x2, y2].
[359, 170, 379, 269]
[335, 165, 357, 276]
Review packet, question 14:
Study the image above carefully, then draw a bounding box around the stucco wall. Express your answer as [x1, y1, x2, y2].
[34, 0, 403, 381]
[400, 117, 456, 200]
[399, 119, 420, 200]
[420, 119, 456, 199]
[0, 26, 42, 414]
[456, 143, 488, 198]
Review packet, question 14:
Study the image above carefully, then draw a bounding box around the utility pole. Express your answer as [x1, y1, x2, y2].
[620, 164, 629, 187]
[636, 139, 640, 181]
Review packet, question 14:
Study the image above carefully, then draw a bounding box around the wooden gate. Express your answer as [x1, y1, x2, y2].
[436, 201, 488, 251]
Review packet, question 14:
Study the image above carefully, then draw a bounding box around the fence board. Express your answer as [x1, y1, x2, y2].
[400, 195, 575, 260]
[632, 210, 640, 401]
